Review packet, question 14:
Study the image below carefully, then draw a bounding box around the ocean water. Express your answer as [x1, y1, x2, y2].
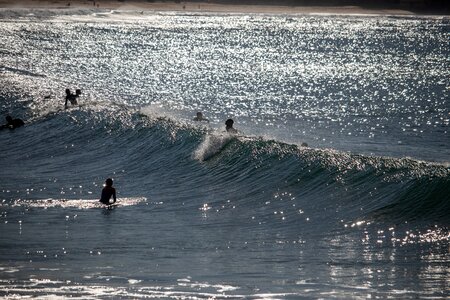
[0, 8, 449, 299]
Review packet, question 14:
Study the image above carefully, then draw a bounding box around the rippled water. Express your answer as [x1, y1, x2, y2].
[2, 10, 449, 161]
[0, 9, 449, 299]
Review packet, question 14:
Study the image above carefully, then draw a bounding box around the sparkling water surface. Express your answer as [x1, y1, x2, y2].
[0, 9, 449, 299]
[2, 11, 449, 161]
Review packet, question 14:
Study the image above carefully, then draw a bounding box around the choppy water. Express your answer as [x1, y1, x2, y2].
[0, 8, 449, 299]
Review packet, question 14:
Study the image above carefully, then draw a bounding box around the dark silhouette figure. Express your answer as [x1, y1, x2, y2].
[99, 178, 117, 205]
[225, 118, 237, 134]
[64, 88, 81, 108]
[193, 112, 209, 122]
[1, 115, 24, 130]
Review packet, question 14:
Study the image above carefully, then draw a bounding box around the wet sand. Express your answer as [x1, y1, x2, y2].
[0, 0, 420, 16]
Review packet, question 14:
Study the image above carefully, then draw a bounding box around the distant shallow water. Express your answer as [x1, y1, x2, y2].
[0, 9, 449, 299]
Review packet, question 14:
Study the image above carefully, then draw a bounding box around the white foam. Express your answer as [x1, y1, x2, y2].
[7, 197, 147, 209]
[194, 131, 235, 161]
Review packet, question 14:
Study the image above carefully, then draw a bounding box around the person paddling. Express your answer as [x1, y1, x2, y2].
[0, 115, 24, 130]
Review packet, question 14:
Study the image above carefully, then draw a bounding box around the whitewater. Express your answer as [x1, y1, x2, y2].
[0, 8, 449, 299]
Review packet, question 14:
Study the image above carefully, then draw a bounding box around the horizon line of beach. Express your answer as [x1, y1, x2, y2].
[1, 0, 446, 16]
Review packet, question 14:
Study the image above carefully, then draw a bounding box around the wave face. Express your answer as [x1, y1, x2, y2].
[3, 103, 448, 223]
[1, 103, 449, 298]
[0, 10, 449, 299]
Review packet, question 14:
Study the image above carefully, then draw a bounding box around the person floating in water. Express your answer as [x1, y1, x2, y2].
[64, 88, 81, 108]
[0, 115, 24, 130]
[225, 118, 238, 134]
[193, 112, 209, 122]
[99, 178, 117, 206]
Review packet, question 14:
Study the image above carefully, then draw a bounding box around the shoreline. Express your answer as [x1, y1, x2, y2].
[0, 0, 441, 16]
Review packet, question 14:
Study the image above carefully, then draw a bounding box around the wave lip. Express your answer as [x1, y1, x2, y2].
[194, 132, 236, 162]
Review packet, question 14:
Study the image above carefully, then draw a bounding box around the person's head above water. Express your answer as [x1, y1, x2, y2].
[65, 88, 71, 95]
[5, 115, 12, 123]
[225, 119, 234, 128]
[75, 89, 82, 96]
[193, 111, 209, 122]
[225, 118, 238, 133]
[105, 178, 113, 187]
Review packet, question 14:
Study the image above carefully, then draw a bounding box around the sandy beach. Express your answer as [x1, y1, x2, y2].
[0, 0, 425, 16]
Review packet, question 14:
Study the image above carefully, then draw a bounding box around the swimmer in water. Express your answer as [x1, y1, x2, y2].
[0, 115, 24, 130]
[64, 88, 81, 108]
[225, 118, 238, 134]
[99, 178, 116, 205]
[193, 112, 209, 122]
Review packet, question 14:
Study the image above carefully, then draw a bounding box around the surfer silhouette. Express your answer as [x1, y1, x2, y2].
[225, 118, 238, 134]
[64, 88, 81, 108]
[0, 115, 24, 130]
[193, 112, 209, 122]
[99, 178, 116, 205]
